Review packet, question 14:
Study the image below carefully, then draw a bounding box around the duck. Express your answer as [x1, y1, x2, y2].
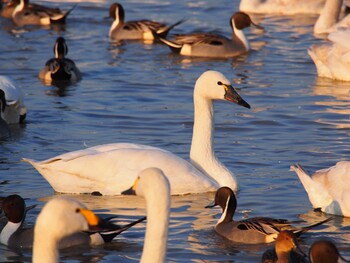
[122, 167, 170, 263]
[261, 230, 307, 263]
[206, 187, 332, 244]
[314, 0, 350, 35]
[23, 70, 250, 195]
[159, 12, 263, 58]
[38, 37, 82, 83]
[108, 2, 184, 41]
[0, 90, 10, 139]
[239, 0, 327, 15]
[11, 0, 75, 27]
[0, 76, 27, 124]
[0, 0, 62, 19]
[0, 194, 146, 249]
[309, 239, 350, 262]
[291, 163, 350, 217]
[32, 196, 120, 263]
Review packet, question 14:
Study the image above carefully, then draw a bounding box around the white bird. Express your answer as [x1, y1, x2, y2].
[314, 0, 350, 35]
[291, 163, 350, 217]
[32, 197, 118, 263]
[239, 0, 327, 15]
[122, 167, 170, 263]
[308, 29, 350, 81]
[0, 76, 27, 124]
[23, 70, 250, 195]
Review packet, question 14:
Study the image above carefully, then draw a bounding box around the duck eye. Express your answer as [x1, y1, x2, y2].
[217, 81, 223, 85]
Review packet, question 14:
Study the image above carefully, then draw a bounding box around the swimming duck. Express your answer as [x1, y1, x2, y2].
[261, 230, 307, 263]
[159, 12, 263, 58]
[309, 239, 350, 262]
[39, 37, 82, 83]
[206, 187, 332, 244]
[0, 0, 62, 19]
[291, 163, 350, 217]
[23, 70, 250, 195]
[0, 76, 27, 124]
[122, 167, 170, 263]
[32, 197, 120, 263]
[108, 2, 183, 41]
[11, 0, 75, 27]
[239, 0, 326, 15]
[0, 194, 145, 249]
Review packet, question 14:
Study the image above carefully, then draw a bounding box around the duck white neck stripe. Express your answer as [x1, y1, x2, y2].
[217, 196, 230, 225]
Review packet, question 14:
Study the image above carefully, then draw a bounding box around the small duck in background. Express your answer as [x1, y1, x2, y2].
[11, 0, 76, 27]
[159, 12, 263, 58]
[39, 37, 82, 83]
[108, 2, 184, 42]
[206, 187, 332, 244]
[309, 239, 350, 263]
[0, 76, 27, 124]
[0, 0, 62, 19]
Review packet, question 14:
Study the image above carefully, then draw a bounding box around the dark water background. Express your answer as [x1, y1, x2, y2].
[1, 0, 350, 262]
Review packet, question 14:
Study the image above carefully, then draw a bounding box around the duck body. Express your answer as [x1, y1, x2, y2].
[24, 71, 251, 195]
[0, 76, 26, 124]
[291, 163, 350, 217]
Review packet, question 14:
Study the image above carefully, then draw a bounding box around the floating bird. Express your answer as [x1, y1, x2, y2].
[39, 37, 81, 83]
[0, 194, 145, 249]
[206, 187, 332, 244]
[291, 163, 350, 217]
[122, 167, 170, 263]
[0, 76, 27, 124]
[23, 70, 250, 195]
[32, 197, 119, 263]
[159, 12, 263, 58]
[309, 239, 350, 263]
[108, 2, 183, 41]
[261, 230, 307, 263]
[11, 0, 75, 26]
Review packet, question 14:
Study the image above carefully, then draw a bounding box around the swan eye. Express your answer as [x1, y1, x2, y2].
[217, 81, 223, 85]
[75, 208, 80, 213]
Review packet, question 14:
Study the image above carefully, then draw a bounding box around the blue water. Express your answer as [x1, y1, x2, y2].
[1, 0, 350, 262]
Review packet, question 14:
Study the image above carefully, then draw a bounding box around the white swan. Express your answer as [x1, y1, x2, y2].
[122, 167, 170, 263]
[0, 76, 27, 124]
[314, 0, 350, 35]
[23, 70, 250, 195]
[290, 163, 350, 217]
[239, 0, 326, 15]
[32, 197, 116, 263]
[308, 29, 350, 81]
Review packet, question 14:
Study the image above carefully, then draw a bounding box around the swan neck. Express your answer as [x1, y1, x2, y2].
[141, 191, 170, 263]
[314, 0, 342, 34]
[33, 232, 59, 263]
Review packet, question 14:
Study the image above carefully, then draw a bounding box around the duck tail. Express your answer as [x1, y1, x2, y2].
[158, 37, 183, 54]
[50, 4, 77, 24]
[294, 217, 333, 238]
[156, 18, 186, 38]
[99, 216, 146, 243]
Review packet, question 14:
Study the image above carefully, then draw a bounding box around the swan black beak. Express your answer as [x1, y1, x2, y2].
[79, 208, 121, 232]
[121, 176, 140, 195]
[223, 84, 250, 109]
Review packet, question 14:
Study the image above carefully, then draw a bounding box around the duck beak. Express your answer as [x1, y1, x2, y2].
[251, 21, 264, 30]
[223, 84, 251, 109]
[205, 201, 217, 209]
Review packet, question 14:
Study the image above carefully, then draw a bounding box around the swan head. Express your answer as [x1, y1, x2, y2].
[194, 70, 250, 109]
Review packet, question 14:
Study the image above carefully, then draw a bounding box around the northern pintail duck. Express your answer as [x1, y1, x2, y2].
[261, 230, 307, 263]
[309, 239, 350, 263]
[206, 187, 332, 244]
[108, 2, 184, 41]
[1, 0, 62, 19]
[11, 0, 75, 26]
[0, 90, 10, 139]
[32, 197, 119, 263]
[160, 12, 263, 58]
[0, 194, 145, 249]
[308, 29, 350, 81]
[39, 37, 81, 83]
[0, 76, 27, 124]
[122, 168, 170, 263]
[291, 163, 350, 216]
[23, 71, 250, 195]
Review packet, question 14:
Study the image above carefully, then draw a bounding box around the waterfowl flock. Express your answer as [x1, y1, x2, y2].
[1, 0, 350, 262]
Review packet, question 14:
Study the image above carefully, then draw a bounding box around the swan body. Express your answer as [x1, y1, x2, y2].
[291, 163, 350, 217]
[308, 29, 350, 81]
[239, 0, 326, 15]
[24, 70, 250, 195]
[0, 76, 27, 124]
[122, 167, 170, 263]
